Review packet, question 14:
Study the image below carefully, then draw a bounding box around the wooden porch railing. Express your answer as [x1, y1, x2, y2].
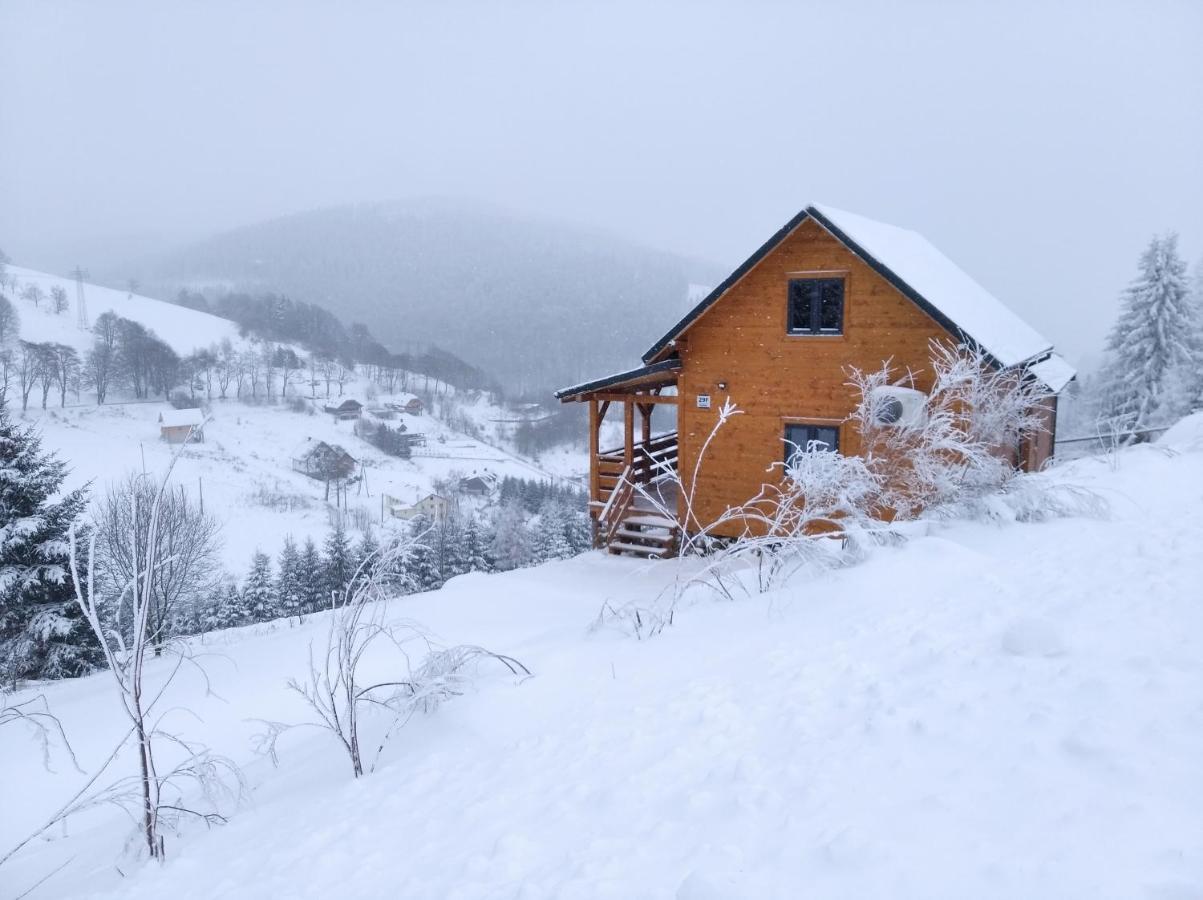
[594, 431, 678, 506]
[591, 432, 678, 547]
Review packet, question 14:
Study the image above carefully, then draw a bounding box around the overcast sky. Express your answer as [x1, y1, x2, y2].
[2, 0, 1200, 365]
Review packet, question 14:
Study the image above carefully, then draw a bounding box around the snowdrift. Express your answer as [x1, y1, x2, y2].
[2, 422, 1201, 899]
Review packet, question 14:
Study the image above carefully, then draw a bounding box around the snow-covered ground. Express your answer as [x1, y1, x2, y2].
[4, 265, 581, 569]
[6, 266, 241, 355]
[20, 399, 571, 571]
[4, 419, 1201, 899]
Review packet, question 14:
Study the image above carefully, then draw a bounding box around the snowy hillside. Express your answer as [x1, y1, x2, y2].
[6, 266, 241, 355]
[3, 265, 581, 569]
[3, 420, 1201, 899]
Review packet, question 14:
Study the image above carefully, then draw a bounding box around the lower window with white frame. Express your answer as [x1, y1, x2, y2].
[783, 422, 840, 463]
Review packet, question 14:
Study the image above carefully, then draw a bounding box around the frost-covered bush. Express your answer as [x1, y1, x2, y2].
[848, 341, 1052, 517]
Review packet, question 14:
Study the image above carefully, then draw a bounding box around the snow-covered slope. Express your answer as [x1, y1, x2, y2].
[3, 265, 577, 568]
[6, 266, 241, 355]
[3, 419, 1201, 899]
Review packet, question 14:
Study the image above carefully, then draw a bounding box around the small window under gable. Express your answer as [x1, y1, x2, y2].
[788, 277, 844, 335]
[784, 423, 840, 463]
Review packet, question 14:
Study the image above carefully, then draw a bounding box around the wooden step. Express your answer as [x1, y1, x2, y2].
[614, 527, 673, 544]
[607, 540, 669, 558]
[622, 513, 677, 529]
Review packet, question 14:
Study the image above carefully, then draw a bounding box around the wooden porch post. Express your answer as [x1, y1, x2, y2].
[623, 398, 634, 470]
[638, 402, 652, 449]
[588, 398, 600, 503]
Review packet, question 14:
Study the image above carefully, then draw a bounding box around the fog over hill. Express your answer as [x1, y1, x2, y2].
[119, 201, 723, 395]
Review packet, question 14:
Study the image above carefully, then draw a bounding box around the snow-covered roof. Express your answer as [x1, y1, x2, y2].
[158, 408, 205, 428]
[811, 205, 1053, 367]
[1027, 352, 1076, 394]
[643, 204, 1056, 370]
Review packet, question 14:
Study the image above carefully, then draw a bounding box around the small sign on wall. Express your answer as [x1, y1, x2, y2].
[696, 394, 711, 409]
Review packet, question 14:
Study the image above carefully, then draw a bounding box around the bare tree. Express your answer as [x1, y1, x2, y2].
[275, 345, 301, 399]
[50, 285, 69, 315]
[20, 283, 43, 309]
[257, 537, 528, 778]
[243, 348, 261, 399]
[216, 339, 237, 398]
[47, 343, 80, 407]
[67, 453, 243, 862]
[16, 340, 42, 411]
[0, 294, 19, 348]
[94, 472, 223, 654]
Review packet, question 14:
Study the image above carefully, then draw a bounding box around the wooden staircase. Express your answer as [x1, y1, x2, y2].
[592, 432, 680, 558]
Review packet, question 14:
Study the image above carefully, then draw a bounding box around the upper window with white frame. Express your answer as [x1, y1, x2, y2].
[788, 277, 844, 335]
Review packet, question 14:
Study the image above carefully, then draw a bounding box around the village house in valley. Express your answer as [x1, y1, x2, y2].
[158, 407, 205, 444]
[556, 204, 1075, 556]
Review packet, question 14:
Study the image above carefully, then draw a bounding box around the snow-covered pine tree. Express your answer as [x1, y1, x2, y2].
[489, 499, 533, 571]
[405, 513, 443, 590]
[439, 515, 468, 580]
[0, 404, 94, 684]
[353, 529, 379, 590]
[565, 504, 594, 554]
[1099, 233, 1198, 435]
[462, 515, 494, 573]
[533, 499, 572, 561]
[299, 536, 326, 613]
[276, 536, 303, 617]
[203, 580, 244, 631]
[243, 551, 277, 623]
[323, 522, 355, 603]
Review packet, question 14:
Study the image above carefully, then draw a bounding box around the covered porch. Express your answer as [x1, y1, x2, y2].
[555, 359, 683, 556]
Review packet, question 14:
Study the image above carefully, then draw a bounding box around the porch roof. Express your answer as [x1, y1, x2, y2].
[554, 357, 681, 402]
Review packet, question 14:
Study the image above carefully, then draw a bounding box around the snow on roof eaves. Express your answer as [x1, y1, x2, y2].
[644, 205, 1055, 370]
[159, 408, 205, 427]
[811, 205, 1052, 368]
[1027, 352, 1076, 394]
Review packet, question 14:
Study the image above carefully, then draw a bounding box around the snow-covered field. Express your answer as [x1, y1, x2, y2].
[6, 266, 241, 355]
[20, 399, 572, 572]
[4, 420, 1201, 899]
[4, 265, 581, 569]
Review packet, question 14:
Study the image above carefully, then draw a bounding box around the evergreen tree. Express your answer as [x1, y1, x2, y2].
[276, 536, 303, 616]
[0, 405, 94, 684]
[490, 499, 533, 571]
[534, 499, 572, 561]
[462, 515, 494, 573]
[439, 515, 468, 581]
[204, 581, 244, 631]
[323, 522, 354, 602]
[405, 513, 443, 590]
[298, 536, 326, 613]
[565, 507, 594, 554]
[243, 551, 277, 623]
[354, 529, 380, 590]
[1099, 233, 1198, 434]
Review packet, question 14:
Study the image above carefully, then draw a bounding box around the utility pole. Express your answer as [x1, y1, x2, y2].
[71, 266, 89, 330]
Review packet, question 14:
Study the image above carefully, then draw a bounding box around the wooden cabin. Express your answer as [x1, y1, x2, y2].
[386, 492, 453, 522]
[324, 398, 364, 420]
[386, 394, 424, 415]
[158, 408, 205, 444]
[556, 204, 1075, 557]
[291, 439, 358, 482]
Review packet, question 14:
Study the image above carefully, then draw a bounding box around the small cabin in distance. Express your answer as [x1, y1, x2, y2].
[159, 408, 205, 444]
[386, 492, 453, 522]
[385, 394, 424, 416]
[324, 398, 364, 420]
[556, 204, 1075, 557]
[291, 439, 358, 482]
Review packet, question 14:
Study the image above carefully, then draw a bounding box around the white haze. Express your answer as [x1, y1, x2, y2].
[1, 0, 1201, 366]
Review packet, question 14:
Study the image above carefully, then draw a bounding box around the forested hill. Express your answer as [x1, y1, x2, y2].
[124, 201, 723, 394]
